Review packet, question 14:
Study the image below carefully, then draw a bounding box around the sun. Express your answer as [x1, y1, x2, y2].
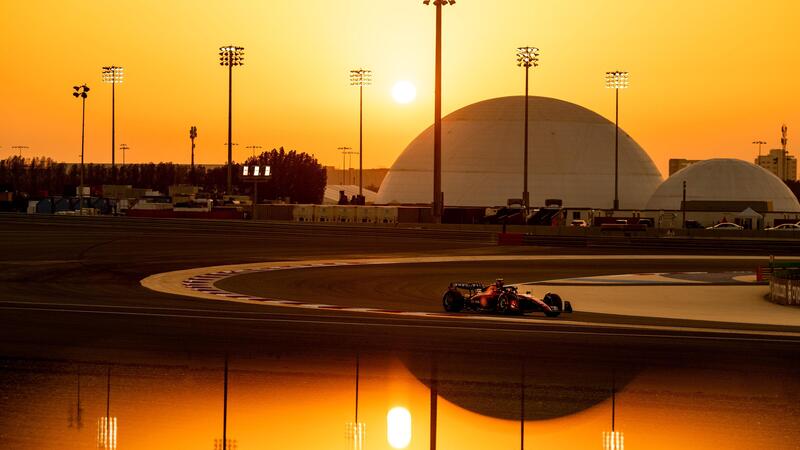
[391, 81, 417, 104]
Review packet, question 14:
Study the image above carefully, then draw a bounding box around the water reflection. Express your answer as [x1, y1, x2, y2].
[0, 351, 798, 449]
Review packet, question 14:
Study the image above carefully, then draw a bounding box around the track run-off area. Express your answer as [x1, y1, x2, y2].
[142, 254, 800, 337]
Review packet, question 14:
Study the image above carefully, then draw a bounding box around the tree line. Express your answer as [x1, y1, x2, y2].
[0, 147, 326, 204]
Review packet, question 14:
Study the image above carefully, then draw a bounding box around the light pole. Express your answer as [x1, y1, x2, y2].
[101, 66, 123, 173]
[516, 46, 539, 214]
[119, 144, 129, 166]
[189, 126, 197, 184]
[338, 146, 353, 184]
[73, 84, 89, 215]
[11, 145, 29, 159]
[422, 0, 455, 222]
[245, 145, 262, 160]
[350, 69, 372, 201]
[605, 71, 629, 210]
[219, 45, 244, 195]
[753, 140, 766, 164]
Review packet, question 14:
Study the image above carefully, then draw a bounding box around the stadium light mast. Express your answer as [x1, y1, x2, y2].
[219, 45, 244, 195]
[338, 146, 353, 185]
[752, 140, 766, 162]
[605, 71, 629, 210]
[119, 144, 129, 166]
[11, 145, 29, 157]
[516, 46, 539, 214]
[72, 84, 89, 216]
[422, 0, 455, 222]
[101, 66, 123, 172]
[350, 69, 371, 201]
[245, 145, 262, 160]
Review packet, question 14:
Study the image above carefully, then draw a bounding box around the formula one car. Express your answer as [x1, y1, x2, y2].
[442, 279, 572, 317]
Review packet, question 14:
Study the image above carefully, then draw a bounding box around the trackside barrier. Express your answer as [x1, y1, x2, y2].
[334, 205, 357, 223]
[314, 205, 335, 223]
[769, 269, 800, 306]
[292, 204, 315, 222]
[356, 206, 378, 224]
[376, 206, 398, 224]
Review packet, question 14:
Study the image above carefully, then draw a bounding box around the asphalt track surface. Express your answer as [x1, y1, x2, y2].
[0, 213, 795, 362]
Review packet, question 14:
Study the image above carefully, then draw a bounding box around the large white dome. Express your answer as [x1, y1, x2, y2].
[376, 96, 663, 208]
[646, 158, 800, 212]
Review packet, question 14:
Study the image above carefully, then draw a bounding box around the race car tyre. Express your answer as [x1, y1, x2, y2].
[496, 293, 511, 315]
[442, 291, 464, 312]
[543, 293, 563, 317]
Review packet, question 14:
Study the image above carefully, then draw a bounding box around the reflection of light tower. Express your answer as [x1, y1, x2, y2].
[422, 0, 456, 222]
[753, 140, 766, 164]
[605, 71, 629, 210]
[350, 69, 372, 199]
[602, 374, 624, 450]
[215, 355, 237, 450]
[97, 367, 117, 450]
[219, 45, 244, 195]
[73, 84, 89, 216]
[516, 46, 539, 213]
[346, 353, 366, 450]
[101, 66, 124, 171]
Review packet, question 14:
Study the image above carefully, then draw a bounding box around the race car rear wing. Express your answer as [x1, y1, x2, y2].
[449, 282, 485, 291]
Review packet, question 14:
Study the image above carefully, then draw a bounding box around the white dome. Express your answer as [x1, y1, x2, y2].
[376, 96, 663, 208]
[645, 158, 800, 212]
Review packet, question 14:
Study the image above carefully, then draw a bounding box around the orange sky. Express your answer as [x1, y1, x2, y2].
[1, 0, 798, 176]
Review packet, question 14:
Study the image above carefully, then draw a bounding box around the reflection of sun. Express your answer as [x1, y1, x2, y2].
[391, 81, 417, 104]
[387, 406, 412, 448]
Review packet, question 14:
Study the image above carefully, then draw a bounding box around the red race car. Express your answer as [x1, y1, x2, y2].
[442, 279, 572, 317]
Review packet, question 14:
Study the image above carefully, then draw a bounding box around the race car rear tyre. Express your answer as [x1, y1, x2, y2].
[496, 293, 511, 315]
[442, 291, 464, 312]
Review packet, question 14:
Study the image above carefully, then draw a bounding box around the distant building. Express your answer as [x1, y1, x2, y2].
[668, 158, 701, 176]
[755, 149, 796, 181]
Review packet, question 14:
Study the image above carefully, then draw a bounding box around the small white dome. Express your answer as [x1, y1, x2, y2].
[376, 96, 663, 208]
[645, 158, 800, 212]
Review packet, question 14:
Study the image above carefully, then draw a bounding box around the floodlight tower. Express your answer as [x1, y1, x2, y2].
[422, 0, 455, 222]
[219, 45, 244, 195]
[119, 144, 129, 166]
[101, 66, 123, 171]
[516, 46, 539, 214]
[246, 145, 262, 160]
[753, 140, 766, 162]
[605, 71, 629, 210]
[350, 69, 371, 199]
[72, 84, 90, 215]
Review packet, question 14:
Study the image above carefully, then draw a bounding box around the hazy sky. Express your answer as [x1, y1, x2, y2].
[1, 0, 798, 176]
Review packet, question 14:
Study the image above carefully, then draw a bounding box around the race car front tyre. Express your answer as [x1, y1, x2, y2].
[543, 293, 563, 317]
[442, 291, 464, 312]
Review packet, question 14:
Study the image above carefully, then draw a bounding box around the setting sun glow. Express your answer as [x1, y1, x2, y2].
[391, 81, 417, 104]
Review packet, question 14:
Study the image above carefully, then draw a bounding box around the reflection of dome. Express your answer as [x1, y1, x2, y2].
[376, 96, 663, 208]
[646, 158, 800, 212]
